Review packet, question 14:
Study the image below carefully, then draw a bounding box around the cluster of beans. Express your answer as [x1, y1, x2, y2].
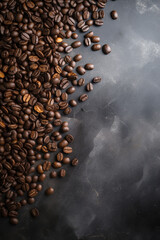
[0, 0, 118, 225]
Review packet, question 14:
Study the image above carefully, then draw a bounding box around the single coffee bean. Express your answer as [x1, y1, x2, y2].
[91, 36, 100, 43]
[79, 94, 88, 102]
[86, 19, 94, 26]
[50, 171, 57, 178]
[84, 38, 91, 46]
[63, 146, 72, 154]
[71, 41, 81, 48]
[94, 19, 104, 26]
[84, 31, 94, 38]
[74, 54, 82, 62]
[59, 169, 66, 177]
[71, 33, 78, 39]
[31, 208, 39, 217]
[110, 10, 118, 20]
[9, 217, 19, 225]
[52, 161, 62, 169]
[58, 139, 68, 148]
[57, 152, 63, 162]
[63, 157, 71, 164]
[92, 76, 102, 83]
[65, 134, 74, 143]
[78, 78, 85, 86]
[65, 46, 73, 53]
[86, 83, 93, 91]
[38, 174, 46, 182]
[69, 99, 77, 107]
[71, 158, 79, 166]
[84, 63, 94, 70]
[91, 44, 101, 51]
[76, 66, 86, 75]
[66, 86, 76, 94]
[102, 44, 111, 54]
[45, 187, 54, 196]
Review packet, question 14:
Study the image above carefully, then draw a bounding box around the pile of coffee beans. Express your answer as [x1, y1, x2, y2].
[0, 0, 118, 225]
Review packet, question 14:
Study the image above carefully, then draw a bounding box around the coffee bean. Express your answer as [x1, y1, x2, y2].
[78, 78, 85, 86]
[45, 187, 54, 196]
[92, 76, 102, 83]
[71, 158, 79, 166]
[110, 10, 118, 20]
[52, 162, 62, 169]
[57, 152, 63, 162]
[84, 38, 91, 46]
[31, 208, 39, 217]
[84, 31, 94, 38]
[59, 169, 66, 178]
[102, 44, 111, 54]
[63, 146, 72, 154]
[58, 139, 68, 148]
[9, 218, 19, 225]
[86, 83, 93, 91]
[91, 44, 101, 51]
[71, 41, 81, 48]
[50, 171, 57, 178]
[65, 134, 74, 143]
[79, 94, 88, 102]
[66, 86, 75, 94]
[76, 66, 86, 75]
[62, 157, 71, 164]
[91, 36, 100, 43]
[84, 63, 94, 70]
[94, 19, 104, 26]
[65, 46, 73, 53]
[69, 100, 77, 107]
[74, 54, 82, 62]
[71, 33, 79, 39]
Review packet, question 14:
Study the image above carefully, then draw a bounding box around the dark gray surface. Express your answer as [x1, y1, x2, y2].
[1, 0, 160, 239]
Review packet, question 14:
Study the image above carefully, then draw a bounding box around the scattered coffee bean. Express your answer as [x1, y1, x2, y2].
[84, 38, 91, 46]
[50, 171, 57, 178]
[76, 66, 86, 75]
[45, 187, 54, 196]
[9, 218, 19, 225]
[78, 78, 85, 86]
[31, 208, 39, 217]
[71, 41, 82, 48]
[92, 76, 102, 83]
[91, 44, 101, 51]
[102, 44, 111, 55]
[79, 94, 88, 102]
[84, 63, 94, 70]
[86, 83, 94, 92]
[74, 54, 82, 62]
[69, 100, 77, 107]
[72, 158, 79, 166]
[59, 169, 66, 178]
[110, 10, 118, 20]
[91, 36, 100, 43]
[84, 31, 94, 38]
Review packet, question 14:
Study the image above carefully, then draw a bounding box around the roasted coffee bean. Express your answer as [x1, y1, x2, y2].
[86, 19, 94, 26]
[62, 157, 71, 164]
[86, 83, 94, 92]
[91, 44, 101, 51]
[64, 107, 72, 115]
[50, 171, 57, 178]
[76, 66, 86, 75]
[65, 46, 73, 53]
[57, 152, 63, 162]
[9, 218, 19, 225]
[84, 38, 91, 46]
[74, 54, 82, 62]
[79, 94, 88, 102]
[59, 169, 66, 178]
[31, 208, 39, 217]
[78, 78, 85, 86]
[71, 158, 79, 166]
[63, 146, 72, 154]
[102, 44, 111, 54]
[38, 174, 46, 182]
[71, 33, 79, 39]
[45, 187, 54, 196]
[92, 76, 102, 83]
[94, 19, 104, 26]
[66, 86, 75, 94]
[65, 134, 74, 143]
[52, 161, 62, 169]
[71, 41, 82, 48]
[58, 139, 69, 148]
[110, 10, 118, 20]
[84, 63, 94, 70]
[91, 36, 100, 43]
[69, 100, 77, 107]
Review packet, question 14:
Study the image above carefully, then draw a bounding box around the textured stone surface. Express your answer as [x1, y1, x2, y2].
[1, 0, 160, 239]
